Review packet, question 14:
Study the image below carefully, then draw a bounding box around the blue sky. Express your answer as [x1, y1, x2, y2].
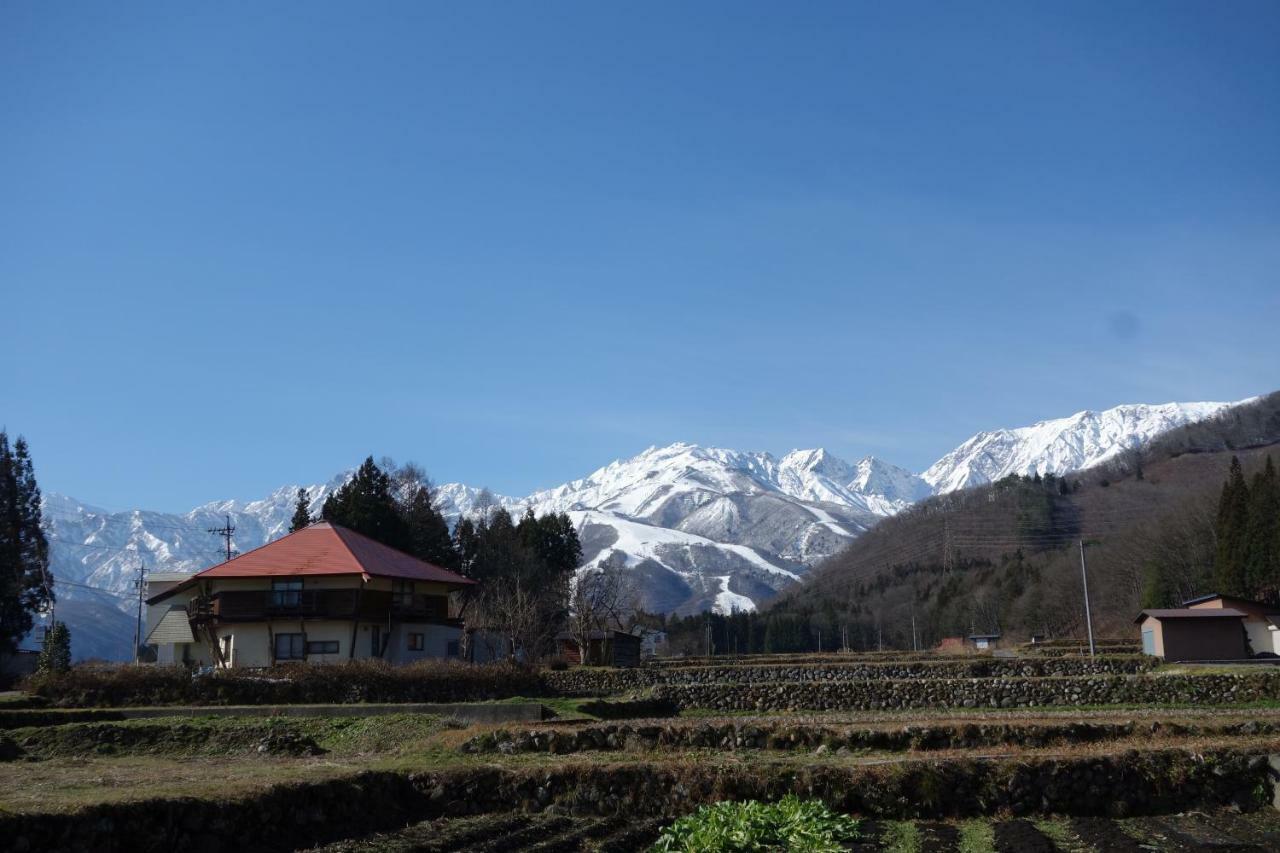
[2, 2, 1277, 512]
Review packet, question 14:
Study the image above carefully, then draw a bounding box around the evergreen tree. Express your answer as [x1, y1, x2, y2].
[453, 517, 480, 578]
[1244, 456, 1279, 600]
[1213, 456, 1251, 596]
[321, 457, 412, 552]
[289, 488, 312, 533]
[0, 432, 54, 656]
[399, 481, 459, 569]
[36, 621, 71, 674]
[1141, 559, 1176, 609]
[518, 511, 582, 583]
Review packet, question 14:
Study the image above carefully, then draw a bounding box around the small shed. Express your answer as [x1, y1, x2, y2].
[1135, 608, 1248, 661]
[1183, 594, 1280, 656]
[556, 630, 642, 668]
[967, 632, 1001, 651]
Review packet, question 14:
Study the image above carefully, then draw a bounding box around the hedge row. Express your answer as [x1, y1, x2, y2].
[1, 750, 1271, 851]
[543, 656, 1155, 695]
[25, 660, 545, 708]
[652, 672, 1280, 712]
[645, 646, 1141, 667]
[461, 718, 1280, 755]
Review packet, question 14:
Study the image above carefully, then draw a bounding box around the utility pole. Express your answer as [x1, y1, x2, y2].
[1079, 538, 1096, 657]
[208, 514, 235, 562]
[911, 603, 918, 652]
[132, 560, 146, 664]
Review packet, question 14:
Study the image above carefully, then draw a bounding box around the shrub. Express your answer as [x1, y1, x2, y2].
[27, 659, 546, 708]
[650, 796, 861, 852]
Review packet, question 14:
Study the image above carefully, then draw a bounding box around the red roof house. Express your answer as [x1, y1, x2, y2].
[147, 522, 474, 668]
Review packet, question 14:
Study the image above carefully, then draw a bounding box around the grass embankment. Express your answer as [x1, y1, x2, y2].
[4, 708, 1280, 816]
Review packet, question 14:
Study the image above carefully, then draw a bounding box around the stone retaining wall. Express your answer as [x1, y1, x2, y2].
[651, 673, 1280, 712]
[460, 719, 1280, 755]
[543, 657, 1155, 695]
[1, 750, 1270, 851]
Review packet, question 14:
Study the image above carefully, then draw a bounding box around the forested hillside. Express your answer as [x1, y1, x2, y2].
[675, 393, 1280, 653]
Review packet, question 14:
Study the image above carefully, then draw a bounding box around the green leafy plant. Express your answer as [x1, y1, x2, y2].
[650, 795, 860, 852]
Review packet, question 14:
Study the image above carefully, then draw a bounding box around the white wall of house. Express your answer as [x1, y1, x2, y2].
[148, 576, 463, 668]
[1242, 619, 1274, 656]
[1261, 623, 1280, 655]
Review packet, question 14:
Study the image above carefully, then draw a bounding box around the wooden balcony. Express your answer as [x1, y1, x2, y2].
[190, 589, 454, 623]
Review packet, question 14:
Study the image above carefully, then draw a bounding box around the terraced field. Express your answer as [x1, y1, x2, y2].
[4, 651, 1280, 851]
[304, 811, 1280, 851]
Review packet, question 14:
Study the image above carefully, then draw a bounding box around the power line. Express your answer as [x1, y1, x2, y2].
[52, 578, 135, 600]
[47, 535, 226, 563]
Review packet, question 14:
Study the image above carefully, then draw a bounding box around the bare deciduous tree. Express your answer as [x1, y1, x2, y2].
[568, 568, 637, 665]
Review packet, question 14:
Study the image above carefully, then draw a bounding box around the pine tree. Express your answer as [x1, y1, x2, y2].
[321, 457, 412, 552]
[289, 488, 312, 533]
[36, 621, 71, 674]
[0, 432, 54, 656]
[1213, 456, 1251, 596]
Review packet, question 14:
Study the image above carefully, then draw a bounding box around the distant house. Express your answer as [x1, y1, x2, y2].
[557, 630, 642, 667]
[145, 571, 198, 664]
[145, 521, 474, 668]
[635, 627, 667, 659]
[1135, 608, 1248, 661]
[1183, 593, 1280, 657]
[967, 632, 1001, 651]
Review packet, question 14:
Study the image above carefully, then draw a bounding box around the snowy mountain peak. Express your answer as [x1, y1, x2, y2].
[921, 399, 1242, 493]
[779, 448, 853, 479]
[850, 457, 934, 505]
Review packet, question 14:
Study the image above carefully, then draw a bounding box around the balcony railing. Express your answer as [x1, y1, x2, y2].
[189, 589, 453, 623]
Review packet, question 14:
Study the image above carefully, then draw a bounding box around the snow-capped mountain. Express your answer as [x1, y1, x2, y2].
[922, 400, 1241, 492]
[41, 397, 1242, 659]
[433, 444, 886, 615]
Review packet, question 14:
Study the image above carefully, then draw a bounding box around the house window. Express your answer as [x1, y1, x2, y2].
[219, 634, 234, 666]
[408, 632, 425, 651]
[393, 580, 415, 608]
[446, 640, 460, 657]
[275, 632, 305, 661]
[306, 640, 339, 655]
[271, 579, 303, 608]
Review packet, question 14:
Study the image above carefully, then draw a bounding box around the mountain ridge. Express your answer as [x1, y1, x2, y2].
[38, 397, 1244, 659]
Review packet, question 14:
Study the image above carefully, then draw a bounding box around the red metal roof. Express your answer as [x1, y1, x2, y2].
[188, 521, 473, 586]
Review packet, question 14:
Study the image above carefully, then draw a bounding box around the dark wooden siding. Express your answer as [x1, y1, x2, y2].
[1161, 617, 1248, 661]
